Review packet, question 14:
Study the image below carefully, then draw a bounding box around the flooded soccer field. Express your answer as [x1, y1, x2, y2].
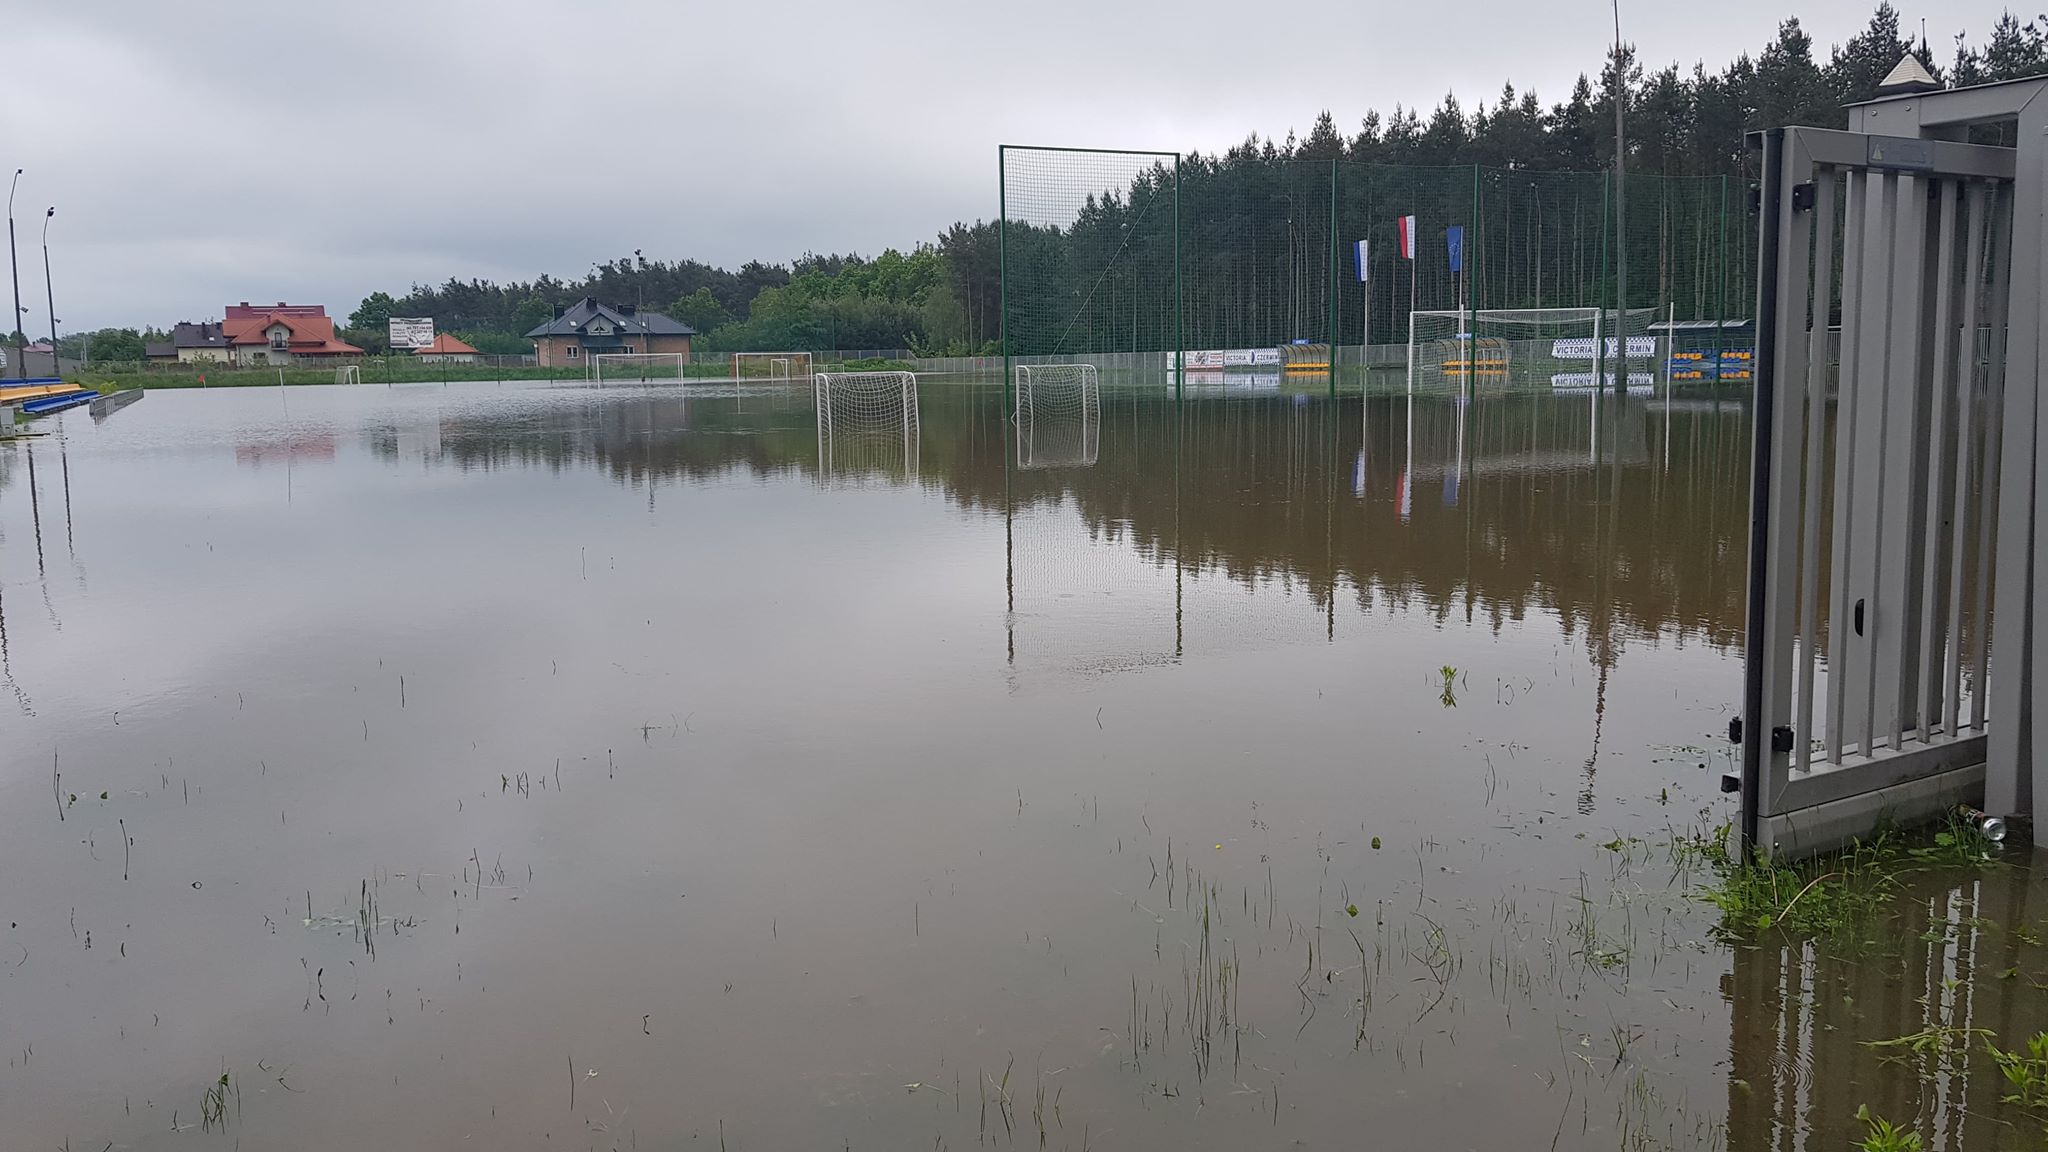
[1, 376, 2044, 1150]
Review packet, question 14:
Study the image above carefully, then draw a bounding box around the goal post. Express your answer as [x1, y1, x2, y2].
[733, 351, 815, 382]
[1407, 307, 1659, 392]
[1014, 363, 1101, 470]
[591, 352, 687, 385]
[814, 370, 920, 481]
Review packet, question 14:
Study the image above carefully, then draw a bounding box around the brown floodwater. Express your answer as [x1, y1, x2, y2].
[0, 376, 2042, 1150]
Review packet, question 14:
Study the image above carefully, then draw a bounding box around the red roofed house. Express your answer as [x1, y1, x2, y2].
[412, 332, 479, 364]
[220, 302, 363, 366]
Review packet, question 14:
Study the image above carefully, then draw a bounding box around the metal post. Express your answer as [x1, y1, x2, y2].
[7, 169, 23, 381]
[1174, 153, 1184, 405]
[1596, 172, 1610, 393]
[1715, 175, 1728, 378]
[1328, 157, 1339, 400]
[40, 207, 56, 376]
[998, 146, 1011, 415]
[1739, 129, 1787, 854]
[1611, 5, 1629, 396]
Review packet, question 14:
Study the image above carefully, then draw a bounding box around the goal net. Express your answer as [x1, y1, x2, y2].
[733, 351, 815, 383]
[1407, 308, 1660, 393]
[592, 352, 687, 384]
[815, 370, 920, 484]
[1014, 364, 1100, 470]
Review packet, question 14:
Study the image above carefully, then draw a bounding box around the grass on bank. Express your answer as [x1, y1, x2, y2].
[1681, 812, 2004, 944]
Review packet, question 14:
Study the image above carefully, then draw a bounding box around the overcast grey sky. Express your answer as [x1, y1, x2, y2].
[3, 0, 2016, 330]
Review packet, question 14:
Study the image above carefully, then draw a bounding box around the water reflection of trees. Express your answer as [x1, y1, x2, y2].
[359, 386, 1751, 648]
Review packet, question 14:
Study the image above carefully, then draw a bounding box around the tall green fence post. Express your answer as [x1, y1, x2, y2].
[1596, 170, 1610, 396]
[998, 146, 1010, 414]
[1327, 157, 1339, 400]
[1173, 154, 1184, 405]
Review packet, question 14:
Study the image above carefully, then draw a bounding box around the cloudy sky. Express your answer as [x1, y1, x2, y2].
[3, 0, 2014, 331]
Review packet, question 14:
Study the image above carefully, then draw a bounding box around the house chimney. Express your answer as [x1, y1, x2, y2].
[239, 301, 249, 308]
[276, 301, 286, 307]
[552, 304, 567, 319]
[619, 303, 637, 315]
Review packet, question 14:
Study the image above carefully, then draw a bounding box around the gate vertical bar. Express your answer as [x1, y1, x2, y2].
[1740, 128, 1787, 852]
[1946, 184, 1991, 736]
[1827, 169, 1867, 764]
[1988, 116, 2040, 823]
[1974, 186, 2014, 735]
[1796, 171, 1838, 775]
[1916, 179, 1963, 742]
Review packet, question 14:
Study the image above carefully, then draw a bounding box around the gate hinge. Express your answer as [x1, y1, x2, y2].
[1791, 183, 1816, 211]
[1727, 718, 1796, 753]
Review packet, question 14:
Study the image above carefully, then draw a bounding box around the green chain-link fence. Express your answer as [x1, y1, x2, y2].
[1001, 146, 1752, 396]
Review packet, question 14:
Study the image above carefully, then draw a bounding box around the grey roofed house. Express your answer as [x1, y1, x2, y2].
[522, 296, 696, 340]
[172, 321, 228, 350]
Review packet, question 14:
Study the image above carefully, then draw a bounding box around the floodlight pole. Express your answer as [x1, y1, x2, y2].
[7, 169, 23, 381]
[1611, 0, 1628, 394]
[41, 207, 57, 369]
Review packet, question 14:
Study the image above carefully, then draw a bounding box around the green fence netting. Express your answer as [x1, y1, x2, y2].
[1001, 145, 1753, 396]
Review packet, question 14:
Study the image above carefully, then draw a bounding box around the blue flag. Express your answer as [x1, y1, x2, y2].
[1446, 226, 1465, 273]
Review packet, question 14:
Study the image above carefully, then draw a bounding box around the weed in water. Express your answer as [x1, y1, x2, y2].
[1852, 1105, 1921, 1152]
[1438, 666, 1459, 708]
[1988, 1031, 2048, 1121]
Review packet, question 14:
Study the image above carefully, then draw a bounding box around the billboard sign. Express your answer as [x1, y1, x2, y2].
[388, 317, 435, 349]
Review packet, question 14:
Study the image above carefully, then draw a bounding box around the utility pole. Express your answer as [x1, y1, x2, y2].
[41, 207, 57, 373]
[7, 169, 24, 381]
[1611, 0, 1628, 394]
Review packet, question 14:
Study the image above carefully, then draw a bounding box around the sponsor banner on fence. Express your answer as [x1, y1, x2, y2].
[1551, 336, 1658, 361]
[1182, 348, 1285, 370]
[388, 317, 435, 349]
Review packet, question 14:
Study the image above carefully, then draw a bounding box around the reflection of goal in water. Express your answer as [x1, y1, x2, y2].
[1014, 363, 1100, 470]
[815, 370, 919, 485]
[592, 353, 687, 385]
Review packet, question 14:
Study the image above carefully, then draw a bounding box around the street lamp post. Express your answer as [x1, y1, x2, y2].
[41, 207, 57, 374]
[7, 169, 24, 381]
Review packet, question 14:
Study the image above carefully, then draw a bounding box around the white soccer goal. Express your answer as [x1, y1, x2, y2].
[335, 365, 361, 385]
[733, 351, 815, 383]
[1407, 307, 1660, 392]
[1014, 364, 1100, 469]
[815, 370, 919, 484]
[591, 352, 687, 385]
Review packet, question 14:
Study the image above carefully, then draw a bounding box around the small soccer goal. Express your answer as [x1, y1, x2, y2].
[1407, 308, 1659, 392]
[335, 365, 361, 385]
[815, 370, 919, 483]
[1014, 364, 1100, 470]
[591, 352, 687, 385]
[733, 351, 815, 383]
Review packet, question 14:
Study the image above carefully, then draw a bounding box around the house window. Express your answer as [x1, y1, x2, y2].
[622, 344, 634, 354]
[566, 346, 579, 359]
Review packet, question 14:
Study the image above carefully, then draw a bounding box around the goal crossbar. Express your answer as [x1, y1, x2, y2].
[591, 352, 686, 385]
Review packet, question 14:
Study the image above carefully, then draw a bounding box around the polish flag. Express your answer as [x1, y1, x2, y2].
[1396, 215, 1417, 260]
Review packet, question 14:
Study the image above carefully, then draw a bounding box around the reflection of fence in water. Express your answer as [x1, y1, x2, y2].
[1725, 869, 2048, 1150]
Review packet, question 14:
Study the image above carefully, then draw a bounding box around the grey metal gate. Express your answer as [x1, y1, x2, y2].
[1742, 103, 2034, 856]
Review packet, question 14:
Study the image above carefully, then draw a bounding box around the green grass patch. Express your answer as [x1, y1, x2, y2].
[1684, 813, 2001, 945]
